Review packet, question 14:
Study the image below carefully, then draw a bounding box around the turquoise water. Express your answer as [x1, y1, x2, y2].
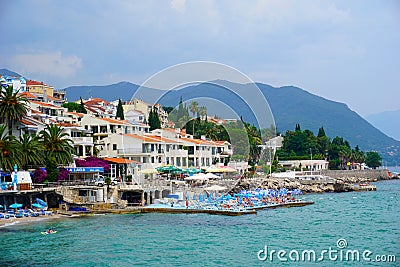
[1, 180, 399, 266]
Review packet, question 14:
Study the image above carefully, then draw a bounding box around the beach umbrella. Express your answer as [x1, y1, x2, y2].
[9, 203, 22, 209]
[205, 173, 220, 179]
[36, 198, 47, 207]
[32, 203, 45, 209]
[138, 168, 158, 174]
[183, 168, 203, 174]
[204, 185, 227, 191]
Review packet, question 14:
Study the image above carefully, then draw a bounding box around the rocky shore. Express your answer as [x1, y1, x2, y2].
[230, 170, 397, 194]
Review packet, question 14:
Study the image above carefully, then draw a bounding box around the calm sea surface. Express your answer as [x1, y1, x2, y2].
[1, 180, 399, 266]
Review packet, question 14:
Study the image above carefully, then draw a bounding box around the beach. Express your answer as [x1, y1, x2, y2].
[0, 212, 63, 228]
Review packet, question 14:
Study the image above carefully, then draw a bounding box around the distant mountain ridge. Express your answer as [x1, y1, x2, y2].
[0, 69, 22, 77]
[366, 110, 400, 141]
[63, 80, 400, 165]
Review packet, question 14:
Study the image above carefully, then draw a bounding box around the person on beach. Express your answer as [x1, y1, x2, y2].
[185, 198, 189, 209]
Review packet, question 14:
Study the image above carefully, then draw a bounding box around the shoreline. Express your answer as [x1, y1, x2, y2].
[0, 212, 84, 228]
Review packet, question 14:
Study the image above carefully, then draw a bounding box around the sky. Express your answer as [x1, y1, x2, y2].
[1, 0, 399, 117]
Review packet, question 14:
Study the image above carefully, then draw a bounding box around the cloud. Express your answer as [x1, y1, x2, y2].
[171, 0, 186, 13]
[10, 51, 82, 78]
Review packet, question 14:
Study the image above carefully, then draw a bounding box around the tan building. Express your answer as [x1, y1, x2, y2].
[26, 80, 54, 98]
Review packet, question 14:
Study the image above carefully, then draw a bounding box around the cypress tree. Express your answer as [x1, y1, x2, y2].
[317, 127, 326, 137]
[116, 99, 124, 120]
[77, 97, 87, 114]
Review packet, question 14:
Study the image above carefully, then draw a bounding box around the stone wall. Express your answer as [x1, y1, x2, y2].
[321, 169, 390, 181]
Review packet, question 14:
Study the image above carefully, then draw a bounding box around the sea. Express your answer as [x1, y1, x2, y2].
[0, 180, 399, 267]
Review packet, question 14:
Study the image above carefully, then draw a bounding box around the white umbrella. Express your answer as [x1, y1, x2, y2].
[138, 168, 158, 174]
[204, 185, 227, 191]
[205, 173, 220, 179]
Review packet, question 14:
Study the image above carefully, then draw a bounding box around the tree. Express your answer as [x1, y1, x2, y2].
[0, 85, 28, 135]
[148, 108, 161, 131]
[317, 127, 326, 138]
[365, 151, 382, 169]
[39, 124, 75, 165]
[189, 101, 199, 135]
[77, 97, 87, 114]
[0, 125, 20, 172]
[199, 106, 207, 120]
[62, 102, 81, 112]
[189, 101, 199, 117]
[18, 133, 44, 170]
[163, 106, 174, 114]
[116, 98, 124, 120]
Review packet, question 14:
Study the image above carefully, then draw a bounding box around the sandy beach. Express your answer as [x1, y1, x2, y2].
[0, 213, 64, 228]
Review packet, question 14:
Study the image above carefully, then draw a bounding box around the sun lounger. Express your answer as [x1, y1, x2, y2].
[28, 209, 40, 217]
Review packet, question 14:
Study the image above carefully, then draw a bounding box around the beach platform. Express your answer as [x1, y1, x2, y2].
[266, 201, 315, 209]
[141, 206, 257, 216]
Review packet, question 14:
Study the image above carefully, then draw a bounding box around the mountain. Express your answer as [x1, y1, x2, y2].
[366, 110, 400, 141]
[0, 68, 22, 77]
[64, 80, 400, 165]
[63, 82, 139, 101]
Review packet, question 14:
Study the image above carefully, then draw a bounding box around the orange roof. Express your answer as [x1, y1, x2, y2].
[67, 111, 85, 117]
[56, 122, 80, 127]
[18, 91, 38, 99]
[98, 117, 127, 125]
[180, 137, 215, 146]
[30, 100, 63, 109]
[85, 98, 110, 106]
[26, 80, 45, 86]
[103, 157, 140, 164]
[214, 141, 230, 146]
[19, 119, 37, 126]
[124, 134, 180, 144]
[47, 95, 63, 101]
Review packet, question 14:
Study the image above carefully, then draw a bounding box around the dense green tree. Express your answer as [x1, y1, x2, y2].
[0, 125, 21, 172]
[18, 133, 44, 170]
[162, 106, 174, 114]
[45, 156, 58, 182]
[39, 124, 75, 165]
[365, 151, 382, 169]
[148, 108, 161, 131]
[77, 97, 87, 114]
[116, 98, 124, 120]
[0, 85, 28, 135]
[62, 102, 81, 112]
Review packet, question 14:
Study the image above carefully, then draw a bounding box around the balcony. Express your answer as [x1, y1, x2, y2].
[71, 136, 93, 145]
[117, 148, 147, 155]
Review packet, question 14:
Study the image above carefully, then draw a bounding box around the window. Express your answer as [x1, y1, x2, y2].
[113, 144, 117, 150]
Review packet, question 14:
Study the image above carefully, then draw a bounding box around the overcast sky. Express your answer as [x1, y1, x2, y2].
[1, 0, 399, 117]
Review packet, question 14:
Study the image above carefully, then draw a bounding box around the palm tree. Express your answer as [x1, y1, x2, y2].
[39, 124, 75, 165]
[0, 125, 21, 172]
[189, 101, 199, 117]
[0, 85, 28, 135]
[199, 106, 207, 120]
[18, 133, 44, 170]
